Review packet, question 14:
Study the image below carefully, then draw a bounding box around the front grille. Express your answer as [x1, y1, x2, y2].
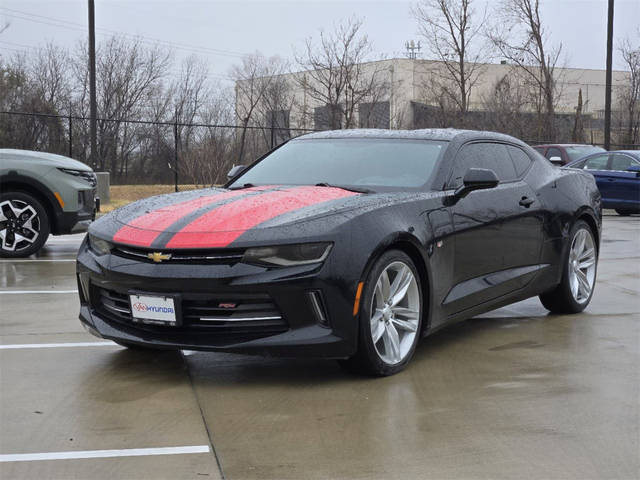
[92, 286, 287, 336]
[112, 246, 245, 265]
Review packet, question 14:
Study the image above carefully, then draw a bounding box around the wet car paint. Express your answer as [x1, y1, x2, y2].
[77, 129, 601, 357]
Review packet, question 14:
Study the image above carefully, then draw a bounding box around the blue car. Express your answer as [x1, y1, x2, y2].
[565, 150, 640, 215]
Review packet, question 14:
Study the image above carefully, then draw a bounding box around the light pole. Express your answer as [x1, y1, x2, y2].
[604, 0, 614, 150]
[88, 0, 97, 169]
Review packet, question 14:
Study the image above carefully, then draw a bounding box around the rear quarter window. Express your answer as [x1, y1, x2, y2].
[506, 145, 533, 176]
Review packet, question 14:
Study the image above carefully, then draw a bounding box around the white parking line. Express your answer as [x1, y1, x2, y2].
[0, 259, 76, 263]
[0, 445, 210, 462]
[0, 342, 116, 350]
[0, 290, 78, 295]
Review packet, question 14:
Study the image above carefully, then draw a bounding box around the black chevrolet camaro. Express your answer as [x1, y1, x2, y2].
[77, 129, 601, 375]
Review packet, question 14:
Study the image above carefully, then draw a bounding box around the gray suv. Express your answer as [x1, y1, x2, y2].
[0, 149, 98, 257]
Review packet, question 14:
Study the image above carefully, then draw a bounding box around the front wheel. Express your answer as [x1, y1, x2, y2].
[0, 192, 50, 258]
[339, 250, 423, 376]
[539, 220, 598, 314]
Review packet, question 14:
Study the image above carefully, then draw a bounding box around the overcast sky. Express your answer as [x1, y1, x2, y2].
[1, 0, 638, 86]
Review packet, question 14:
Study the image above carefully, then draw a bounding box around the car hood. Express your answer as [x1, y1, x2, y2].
[94, 185, 382, 249]
[1, 149, 93, 171]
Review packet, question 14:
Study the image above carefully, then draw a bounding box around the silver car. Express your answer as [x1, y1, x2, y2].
[0, 149, 97, 257]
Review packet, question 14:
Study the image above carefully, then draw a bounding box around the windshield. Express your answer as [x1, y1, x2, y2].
[229, 138, 448, 191]
[566, 146, 605, 162]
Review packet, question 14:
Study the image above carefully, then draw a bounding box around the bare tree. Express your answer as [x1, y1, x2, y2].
[0, 50, 68, 153]
[488, 0, 562, 141]
[295, 17, 388, 130]
[481, 73, 529, 137]
[572, 89, 585, 143]
[617, 35, 640, 146]
[412, 0, 487, 124]
[72, 36, 171, 177]
[257, 75, 294, 147]
[231, 52, 288, 163]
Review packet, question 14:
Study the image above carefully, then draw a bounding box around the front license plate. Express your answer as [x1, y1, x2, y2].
[129, 294, 178, 325]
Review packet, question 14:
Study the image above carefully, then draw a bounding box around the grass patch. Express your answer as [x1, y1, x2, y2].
[100, 184, 206, 214]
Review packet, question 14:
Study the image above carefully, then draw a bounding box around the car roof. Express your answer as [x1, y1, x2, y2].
[296, 128, 523, 144]
[615, 150, 640, 157]
[534, 144, 603, 148]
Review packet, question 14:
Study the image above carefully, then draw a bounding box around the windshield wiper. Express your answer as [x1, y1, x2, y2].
[228, 183, 255, 190]
[315, 182, 372, 194]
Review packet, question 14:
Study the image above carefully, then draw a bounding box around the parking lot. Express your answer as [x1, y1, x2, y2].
[0, 213, 638, 480]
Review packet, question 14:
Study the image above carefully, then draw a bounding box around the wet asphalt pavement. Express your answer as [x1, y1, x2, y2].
[1, 214, 638, 479]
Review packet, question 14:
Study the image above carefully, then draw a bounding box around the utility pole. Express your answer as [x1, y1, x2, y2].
[88, 0, 97, 169]
[604, 0, 614, 150]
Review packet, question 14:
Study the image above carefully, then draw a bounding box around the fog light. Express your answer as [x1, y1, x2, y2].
[308, 290, 329, 327]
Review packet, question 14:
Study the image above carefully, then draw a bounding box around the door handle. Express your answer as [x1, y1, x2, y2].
[519, 196, 535, 208]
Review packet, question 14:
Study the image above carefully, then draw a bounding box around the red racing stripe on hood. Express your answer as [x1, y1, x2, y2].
[112, 187, 271, 247]
[165, 186, 359, 249]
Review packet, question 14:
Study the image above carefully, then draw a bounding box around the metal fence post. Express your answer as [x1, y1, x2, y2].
[173, 121, 179, 192]
[68, 114, 73, 159]
[270, 110, 275, 149]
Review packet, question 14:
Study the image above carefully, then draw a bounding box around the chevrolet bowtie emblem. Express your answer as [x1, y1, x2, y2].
[147, 252, 172, 263]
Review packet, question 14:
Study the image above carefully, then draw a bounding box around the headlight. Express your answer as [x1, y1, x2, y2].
[242, 243, 332, 267]
[88, 234, 112, 255]
[58, 168, 97, 186]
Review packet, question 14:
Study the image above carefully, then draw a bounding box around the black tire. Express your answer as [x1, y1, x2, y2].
[539, 220, 598, 314]
[0, 191, 50, 258]
[615, 209, 636, 216]
[339, 249, 423, 376]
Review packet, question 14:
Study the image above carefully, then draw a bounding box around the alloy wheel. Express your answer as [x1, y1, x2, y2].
[0, 199, 41, 253]
[369, 261, 420, 365]
[568, 228, 597, 304]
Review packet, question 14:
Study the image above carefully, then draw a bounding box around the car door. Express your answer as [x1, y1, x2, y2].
[606, 153, 640, 208]
[577, 153, 615, 204]
[443, 142, 544, 315]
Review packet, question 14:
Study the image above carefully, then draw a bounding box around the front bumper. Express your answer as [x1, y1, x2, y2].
[55, 189, 97, 235]
[76, 241, 359, 358]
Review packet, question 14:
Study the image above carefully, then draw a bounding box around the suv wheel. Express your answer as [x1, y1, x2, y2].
[0, 192, 50, 258]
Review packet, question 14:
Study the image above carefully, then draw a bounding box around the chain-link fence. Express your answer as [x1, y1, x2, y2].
[1, 110, 638, 191]
[0, 110, 316, 189]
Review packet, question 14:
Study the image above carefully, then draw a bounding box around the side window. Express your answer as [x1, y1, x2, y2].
[610, 154, 638, 171]
[448, 143, 517, 188]
[584, 154, 609, 170]
[546, 147, 563, 160]
[505, 145, 533, 176]
[571, 159, 587, 169]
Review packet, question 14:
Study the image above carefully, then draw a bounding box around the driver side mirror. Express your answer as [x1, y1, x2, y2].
[549, 156, 563, 166]
[454, 168, 500, 200]
[227, 165, 246, 181]
[627, 164, 640, 177]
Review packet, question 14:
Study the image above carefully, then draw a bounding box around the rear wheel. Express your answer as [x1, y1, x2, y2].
[0, 192, 50, 258]
[539, 220, 597, 314]
[339, 250, 423, 376]
[615, 209, 637, 216]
